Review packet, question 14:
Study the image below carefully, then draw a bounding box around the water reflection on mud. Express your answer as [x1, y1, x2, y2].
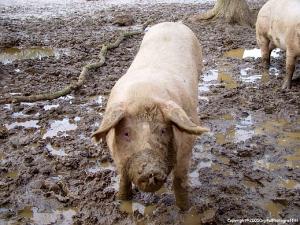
[183, 208, 216, 225]
[280, 179, 300, 189]
[119, 201, 156, 215]
[2, 170, 19, 179]
[5, 120, 40, 130]
[215, 114, 254, 144]
[42, 118, 78, 139]
[263, 201, 285, 219]
[0, 47, 70, 64]
[46, 143, 67, 156]
[199, 66, 280, 92]
[224, 48, 281, 59]
[18, 206, 76, 225]
[217, 71, 238, 89]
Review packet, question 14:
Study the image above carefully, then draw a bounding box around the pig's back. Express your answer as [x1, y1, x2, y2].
[110, 22, 202, 110]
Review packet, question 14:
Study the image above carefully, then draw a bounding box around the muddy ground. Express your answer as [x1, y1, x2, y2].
[0, 0, 299, 224]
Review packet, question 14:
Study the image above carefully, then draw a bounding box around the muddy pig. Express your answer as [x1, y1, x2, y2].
[256, 0, 300, 89]
[92, 22, 209, 210]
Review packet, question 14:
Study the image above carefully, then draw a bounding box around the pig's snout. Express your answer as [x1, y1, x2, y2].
[137, 170, 166, 192]
[127, 148, 169, 193]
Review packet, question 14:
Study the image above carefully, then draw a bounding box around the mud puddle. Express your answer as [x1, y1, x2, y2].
[200, 67, 281, 91]
[42, 117, 79, 139]
[184, 208, 216, 225]
[1, 170, 19, 179]
[5, 120, 40, 130]
[0, 206, 77, 225]
[199, 47, 283, 91]
[119, 201, 156, 215]
[224, 48, 281, 59]
[0, 47, 70, 64]
[214, 113, 254, 145]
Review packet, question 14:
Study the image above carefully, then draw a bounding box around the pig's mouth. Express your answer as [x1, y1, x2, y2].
[135, 172, 167, 192]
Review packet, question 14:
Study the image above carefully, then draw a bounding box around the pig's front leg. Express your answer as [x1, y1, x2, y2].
[173, 173, 189, 210]
[116, 172, 132, 200]
[172, 129, 194, 210]
[173, 147, 192, 210]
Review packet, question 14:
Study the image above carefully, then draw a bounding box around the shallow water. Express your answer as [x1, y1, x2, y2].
[224, 48, 281, 59]
[263, 201, 285, 219]
[280, 179, 300, 189]
[5, 120, 40, 130]
[119, 201, 156, 215]
[2, 170, 19, 179]
[190, 145, 213, 186]
[42, 118, 78, 139]
[18, 206, 76, 225]
[199, 66, 280, 92]
[43, 104, 59, 111]
[215, 114, 254, 144]
[46, 143, 67, 156]
[184, 208, 216, 225]
[255, 119, 300, 150]
[217, 71, 238, 89]
[199, 69, 218, 92]
[0, 47, 69, 64]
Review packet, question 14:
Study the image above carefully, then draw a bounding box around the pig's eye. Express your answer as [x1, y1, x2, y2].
[161, 128, 167, 135]
[123, 130, 131, 141]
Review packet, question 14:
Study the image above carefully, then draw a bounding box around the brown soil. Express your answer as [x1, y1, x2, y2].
[0, 1, 299, 224]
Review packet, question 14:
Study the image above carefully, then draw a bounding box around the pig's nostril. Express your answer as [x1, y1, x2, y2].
[138, 177, 148, 186]
[154, 177, 160, 184]
[138, 172, 167, 190]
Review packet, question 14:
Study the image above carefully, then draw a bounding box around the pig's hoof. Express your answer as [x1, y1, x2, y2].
[116, 191, 132, 200]
[282, 80, 291, 89]
[175, 193, 189, 211]
[262, 59, 270, 69]
[176, 199, 190, 211]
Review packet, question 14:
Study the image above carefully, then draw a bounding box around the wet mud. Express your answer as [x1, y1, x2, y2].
[0, 0, 299, 224]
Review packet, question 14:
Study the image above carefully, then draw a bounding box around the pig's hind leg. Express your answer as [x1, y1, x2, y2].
[282, 52, 296, 89]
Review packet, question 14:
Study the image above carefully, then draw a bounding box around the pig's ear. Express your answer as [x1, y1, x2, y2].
[160, 101, 209, 135]
[92, 103, 126, 143]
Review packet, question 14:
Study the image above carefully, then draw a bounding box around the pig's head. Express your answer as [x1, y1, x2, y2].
[92, 100, 208, 192]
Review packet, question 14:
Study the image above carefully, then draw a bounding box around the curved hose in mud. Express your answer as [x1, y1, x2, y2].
[0, 22, 151, 105]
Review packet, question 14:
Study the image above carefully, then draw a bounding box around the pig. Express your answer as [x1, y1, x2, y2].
[92, 22, 209, 210]
[256, 0, 300, 89]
